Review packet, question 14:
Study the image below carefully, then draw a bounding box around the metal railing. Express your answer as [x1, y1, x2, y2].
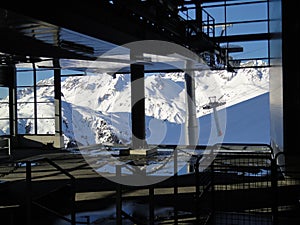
[19, 144, 300, 225]
[271, 151, 300, 225]
[24, 157, 76, 225]
[202, 8, 216, 38]
[114, 147, 214, 225]
[199, 143, 275, 225]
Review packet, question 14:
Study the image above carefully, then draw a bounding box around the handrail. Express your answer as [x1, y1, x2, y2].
[202, 8, 215, 38]
[212, 142, 274, 155]
[0, 137, 11, 156]
[24, 157, 76, 225]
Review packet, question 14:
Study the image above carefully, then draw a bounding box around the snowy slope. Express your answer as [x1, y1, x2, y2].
[0, 60, 270, 147]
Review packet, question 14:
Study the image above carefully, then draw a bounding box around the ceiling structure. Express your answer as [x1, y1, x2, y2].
[0, 1, 228, 73]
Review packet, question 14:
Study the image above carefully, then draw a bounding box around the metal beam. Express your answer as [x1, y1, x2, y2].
[212, 33, 270, 43]
[0, 28, 95, 61]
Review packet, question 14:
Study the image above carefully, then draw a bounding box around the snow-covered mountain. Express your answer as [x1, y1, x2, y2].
[0, 60, 270, 147]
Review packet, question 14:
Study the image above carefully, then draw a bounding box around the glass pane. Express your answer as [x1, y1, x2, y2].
[37, 119, 55, 134]
[0, 103, 9, 119]
[0, 119, 10, 135]
[37, 103, 55, 118]
[226, 21, 268, 36]
[0, 87, 10, 134]
[17, 103, 35, 118]
[36, 86, 54, 102]
[145, 73, 185, 145]
[17, 87, 34, 102]
[0, 87, 9, 101]
[61, 69, 82, 76]
[36, 70, 54, 86]
[229, 40, 269, 61]
[18, 119, 35, 134]
[203, 7, 224, 24]
[17, 71, 33, 86]
[227, 2, 267, 22]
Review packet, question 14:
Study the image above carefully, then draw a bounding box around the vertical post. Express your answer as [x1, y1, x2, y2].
[53, 59, 62, 137]
[7, 138, 11, 156]
[32, 62, 38, 134]
[84, 216, 90, 225]
[7, 65, 18, 137]
[26, 161, 32, 225]
[271, 157, 279, 225]
[195, 157, 200, 223]
[184, 60, 198, 147]
[116, 165, 122, 225]
[70, 178, 76, 225]
[149, 186, 155, 225]
[210, 158, 215, 224]
[212, 107, 223, 136]
[130, 63, 147, 149]
[195, 1, 202, 33]
[173, 148, 178, 225]
[224, 0, 229, 69]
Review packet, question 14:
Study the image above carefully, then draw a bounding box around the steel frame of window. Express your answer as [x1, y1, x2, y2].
[201, 0, 271, 69]
[16, 64, 55, 135]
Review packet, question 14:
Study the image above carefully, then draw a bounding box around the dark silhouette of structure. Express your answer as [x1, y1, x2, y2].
[0, 1, 299, 224]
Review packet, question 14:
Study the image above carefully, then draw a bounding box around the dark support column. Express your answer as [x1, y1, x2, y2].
[195, 1, 202, 33]
[282, 1, 300, 156]
[7, 65, 18, 136]
[53, 59, 62, 136]
[130, 63, 147, 149]
[184, 61, 198, 146]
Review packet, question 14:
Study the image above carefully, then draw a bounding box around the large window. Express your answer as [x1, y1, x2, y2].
[0, 87, 10, 135]
[202, 0, 270, 67]
[16, 65, 55, 134]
